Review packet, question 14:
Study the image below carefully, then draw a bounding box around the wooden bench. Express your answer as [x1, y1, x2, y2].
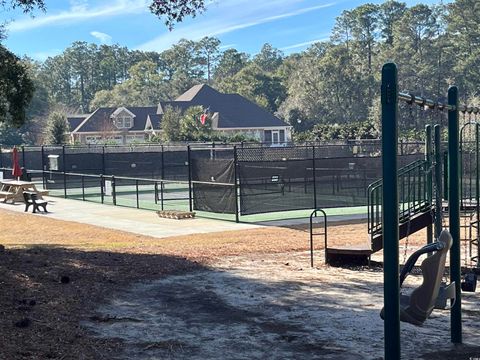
[156, 210, 195, 220]
[0, 190, 12, 202]
[23, 192, 48, 213]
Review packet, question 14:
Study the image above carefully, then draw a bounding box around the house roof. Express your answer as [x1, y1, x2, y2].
[70, 84, 288, 134]
[170, 84, 288, 129]
[73, 107, 159, 133]
[66, 115, 88, 132]
[147, 114, 161, 130]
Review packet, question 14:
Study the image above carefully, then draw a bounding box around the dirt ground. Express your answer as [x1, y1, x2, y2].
[0, 208, 478, 359]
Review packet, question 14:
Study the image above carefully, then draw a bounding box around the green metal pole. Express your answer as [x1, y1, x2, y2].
[448, 86, 462, 344]
[426, 125, 433, 247]
[434, 125, 443, 238]
[381, 63, 400, 360]
[476, 124, 480, 268]
[444, 151, 449, 201]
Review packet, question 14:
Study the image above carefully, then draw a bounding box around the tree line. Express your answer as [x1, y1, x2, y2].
[2, 0, 480, 145]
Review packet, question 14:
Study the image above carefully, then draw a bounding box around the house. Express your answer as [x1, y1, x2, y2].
[67, 84, 291, 145]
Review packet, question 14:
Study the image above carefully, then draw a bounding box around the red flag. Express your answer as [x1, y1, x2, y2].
[12, 147, 23, 179]
[200, 113, 207, 125]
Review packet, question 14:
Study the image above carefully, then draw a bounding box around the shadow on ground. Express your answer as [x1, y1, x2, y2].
[0, 245, 202, 359]
[1, 246, 479, 360]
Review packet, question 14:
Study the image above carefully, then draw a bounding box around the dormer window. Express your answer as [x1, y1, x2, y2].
[114, 116, 132, 129]
[111, 107, 135, 129]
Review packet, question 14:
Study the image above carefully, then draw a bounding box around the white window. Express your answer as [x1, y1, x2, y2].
[123, 117, 132, 128]
[272, 131, 279, 144]
[113, 115, 133, 129]
[85, 136, 102, 144]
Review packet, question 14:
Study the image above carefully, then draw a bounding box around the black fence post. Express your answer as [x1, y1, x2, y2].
[21, 146, 25, 168]
[160, 181, 164, 210]
[112, 175, 116, 205]
[161, 145, 165, 180]
[41, 145, 46, 189]
[187, 145, 193, 212]
[0, 144, 2, 168]
[135, 179, 139, 209]
[102, 146, 106, 174]
[81, 176, 85, 201]
[100, 175, 105, 204]
[62, 145, 67, 198]
[312, 145, 317, 209]
[234, 145, 240, 223]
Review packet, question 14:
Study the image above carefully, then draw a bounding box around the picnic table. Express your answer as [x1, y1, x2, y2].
[0, 180, 47, 204]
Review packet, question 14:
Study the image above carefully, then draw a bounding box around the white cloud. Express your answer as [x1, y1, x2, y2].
[280, 38, 329, 51]
[8, 0, 149, 32]
[219, 44, 236, 50]
[136, 1, 337, 52]
[90, 31, 112, 44]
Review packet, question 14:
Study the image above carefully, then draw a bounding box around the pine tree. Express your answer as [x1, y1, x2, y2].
[45, 111, 68, 145]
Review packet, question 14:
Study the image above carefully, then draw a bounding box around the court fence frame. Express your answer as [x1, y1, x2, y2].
[0, 141, 425, 222]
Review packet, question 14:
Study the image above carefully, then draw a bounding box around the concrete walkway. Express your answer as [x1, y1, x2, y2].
[0, 196, 260, 238]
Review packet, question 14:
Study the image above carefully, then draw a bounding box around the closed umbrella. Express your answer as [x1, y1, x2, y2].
[12, 147, 23, 180]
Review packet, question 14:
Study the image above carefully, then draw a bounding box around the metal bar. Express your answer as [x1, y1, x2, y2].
[41, 145, 46, 189]
[102, 146, 106, 175]
[112, 176, 116, 206]
[81, 176, 85, 201]
[187, 145, 193, 212]
[426, 125, 433, 248]
[448, 85, 462, 344]
[154, 181, 158, 205]
[100, 175, 104, 204]
[161, 145, 165, 180]
[444, 151, 449, 201]
[434, 125, 443, 238]
[234, 146, 240, 223]
[476, 124, 480, 267]
[382, 63, 400, 360]
[398, 91, 473, 113]
[21, 146, 25, 168]
[312, 145, 317, 209]
[62, 145, 67, 198]
[136, 180, 139, 209]
[160, 181, 164, 210]
[310, 211, 315, 267]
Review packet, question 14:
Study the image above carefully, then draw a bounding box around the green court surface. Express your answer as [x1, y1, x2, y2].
[46, 184, 367, 223]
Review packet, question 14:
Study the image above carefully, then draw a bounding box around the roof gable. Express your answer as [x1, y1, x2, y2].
[74, 106, 157, 133]
[175, 84, 221, 102]
[111, 107, 135, 118]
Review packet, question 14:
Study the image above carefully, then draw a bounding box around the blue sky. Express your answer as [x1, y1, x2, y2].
[1, 0, 447, 61]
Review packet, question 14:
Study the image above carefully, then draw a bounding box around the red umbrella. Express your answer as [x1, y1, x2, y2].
[12, 147, 23, 180]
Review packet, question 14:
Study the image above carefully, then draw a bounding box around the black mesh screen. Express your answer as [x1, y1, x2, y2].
[191, 149, 236, 214]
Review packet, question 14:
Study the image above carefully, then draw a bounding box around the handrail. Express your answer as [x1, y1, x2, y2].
[368, 159, 431, 237]
[309, 208, 327, 267]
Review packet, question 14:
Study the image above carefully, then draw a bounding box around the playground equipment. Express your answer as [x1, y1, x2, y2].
[324, 129, 438, 265]
[380, 230, 455, 326]
[380, 62, 475, 360]
[309, 209, 327, 267]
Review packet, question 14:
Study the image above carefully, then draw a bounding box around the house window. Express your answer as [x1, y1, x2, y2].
[85, 136, 102, 144]
[264, 130, 272, 143]
[272, 131, 280, 144]
[113, 116, 133, 129]
[280, 130, 285, 143]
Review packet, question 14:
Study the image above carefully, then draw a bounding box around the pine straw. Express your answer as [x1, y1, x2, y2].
[0, 209, 428, 359]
